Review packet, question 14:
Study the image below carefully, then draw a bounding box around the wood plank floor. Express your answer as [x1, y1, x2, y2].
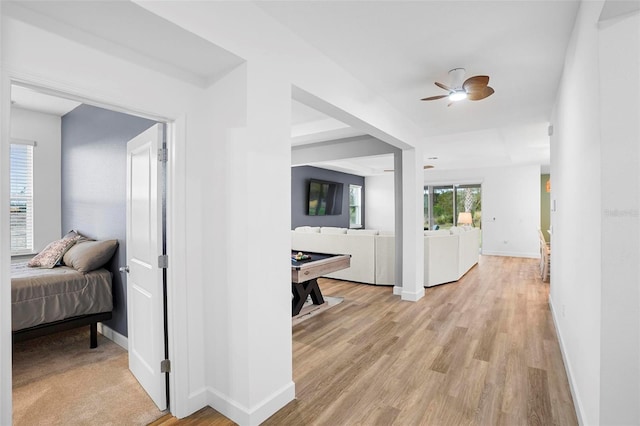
[151, 255, 577, 426]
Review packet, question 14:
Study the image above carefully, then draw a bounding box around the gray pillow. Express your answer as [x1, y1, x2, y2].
[63, 239, 119, 273]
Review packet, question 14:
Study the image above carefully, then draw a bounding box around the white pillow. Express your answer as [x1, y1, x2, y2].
[320, 227, 348, 234]
[347, 229, 379, 235]
[294, 226, 320, 233]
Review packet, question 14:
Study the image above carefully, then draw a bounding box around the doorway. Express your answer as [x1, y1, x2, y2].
[6, 82, 171, 421]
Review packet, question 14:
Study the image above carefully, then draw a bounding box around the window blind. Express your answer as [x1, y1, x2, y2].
[10, 143, 34, 254]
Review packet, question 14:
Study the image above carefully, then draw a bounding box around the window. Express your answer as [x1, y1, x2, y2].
[349, 184, 362, 228]
[424, 184, 481, 230]
[10, 143, 34, 254]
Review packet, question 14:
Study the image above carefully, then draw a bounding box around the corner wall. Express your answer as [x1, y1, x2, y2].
[61, 104, 157, 337]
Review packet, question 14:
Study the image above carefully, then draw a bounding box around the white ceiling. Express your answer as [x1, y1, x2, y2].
[11, 85, 81, 116]
[7, 1, 244, 88]
[8, 1, 581, 175]
[279, 1, 581, 175]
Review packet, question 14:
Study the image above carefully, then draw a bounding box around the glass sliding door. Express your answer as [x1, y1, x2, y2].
[424, 183, 482, 230]
[455, 185, 481, 227]
[432, 186, 455, 229]
[423, 187, 430, 229]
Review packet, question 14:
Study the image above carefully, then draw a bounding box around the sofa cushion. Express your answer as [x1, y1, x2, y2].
[347, 229, 379, 235]
[449, 226, 462, 235]
[424, 230, 450, 236]
[320, 227, 348, 234]
[294, 226, 321, 233]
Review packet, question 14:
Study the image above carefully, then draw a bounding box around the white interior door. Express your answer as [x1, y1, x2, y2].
[125, 123, 166, 410]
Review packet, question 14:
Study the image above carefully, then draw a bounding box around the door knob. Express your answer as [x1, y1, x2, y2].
[119, 266, 130, 273]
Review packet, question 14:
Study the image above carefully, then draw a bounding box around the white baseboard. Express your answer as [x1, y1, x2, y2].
[97, 323, 128, 350]
[393, 285, 403, 295]
[548, 296, 585, 425]
[207, 381, 295, 426]
[481, 250, 539, 258]
[401, 287, 425, 302]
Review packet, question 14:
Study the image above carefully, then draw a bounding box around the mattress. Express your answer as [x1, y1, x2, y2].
[11, 262, 113, 331]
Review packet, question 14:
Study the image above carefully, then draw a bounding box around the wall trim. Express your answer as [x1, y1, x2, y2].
[481, 250, 539, 258]
[97, 323, 128, 350]
[207, 381, 295, 426]
[393, 285, 403, 296]
[548, 295, 585, 425]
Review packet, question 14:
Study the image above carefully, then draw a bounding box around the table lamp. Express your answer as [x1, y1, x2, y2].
[457, 212, 473, 227]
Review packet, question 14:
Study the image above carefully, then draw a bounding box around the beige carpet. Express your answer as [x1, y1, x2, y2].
[12, 327, 165, 426]
[292, 296, 343, 326]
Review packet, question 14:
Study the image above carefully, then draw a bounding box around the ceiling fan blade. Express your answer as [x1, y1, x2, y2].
[467, 86, 495, 101]
[421, 94, 448, 101]
[434, 81, 453, 92]
[463, 75, 490, 93]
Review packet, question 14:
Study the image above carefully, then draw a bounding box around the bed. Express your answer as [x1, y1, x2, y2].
[11, 232, 117, 348]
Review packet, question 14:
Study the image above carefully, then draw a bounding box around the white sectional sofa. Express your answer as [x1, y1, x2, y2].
[291, 226, 480, 287]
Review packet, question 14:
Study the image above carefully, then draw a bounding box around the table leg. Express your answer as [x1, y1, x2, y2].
[291, 278, 325, 316]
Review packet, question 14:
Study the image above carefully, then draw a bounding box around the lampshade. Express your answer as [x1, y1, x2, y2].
[457, 212, 473, 226]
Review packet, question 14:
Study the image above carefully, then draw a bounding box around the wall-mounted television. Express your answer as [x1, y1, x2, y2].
[308, 179, 343, 216]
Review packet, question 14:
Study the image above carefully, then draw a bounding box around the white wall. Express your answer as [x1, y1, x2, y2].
[0, 6, 10, 423]
[10, 107, 62, 252]
[598, 11, 639, 425]
[549, 3, 603, 424]
[550, 2, 640, 425]
[365, 164, 541, 258]
[365, 174, 395, 231]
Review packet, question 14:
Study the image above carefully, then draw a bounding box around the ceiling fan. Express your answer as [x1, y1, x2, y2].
[421, 68, 494, 106]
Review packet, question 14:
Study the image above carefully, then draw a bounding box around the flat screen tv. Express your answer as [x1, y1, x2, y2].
[308, 179, 343, 216]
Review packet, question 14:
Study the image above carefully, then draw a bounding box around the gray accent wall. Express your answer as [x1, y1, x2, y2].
[61, 104, 157, 337]
[291, 165, 365, 229]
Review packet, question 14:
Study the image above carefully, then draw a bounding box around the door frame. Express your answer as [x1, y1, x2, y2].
[0, 74, 189, 422]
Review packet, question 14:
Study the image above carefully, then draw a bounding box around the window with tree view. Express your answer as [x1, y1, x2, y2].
[424, 184, 481, 230]
[349, 184, 362, 228]
[10, 143, 34, 255]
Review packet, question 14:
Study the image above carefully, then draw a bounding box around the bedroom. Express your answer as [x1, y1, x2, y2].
[9, 84, 167, 423]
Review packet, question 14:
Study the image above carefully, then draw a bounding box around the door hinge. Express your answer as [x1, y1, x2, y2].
[160, 359, 171, 373]
[158, 148, 168, 163]
[158, 255, 168, 269]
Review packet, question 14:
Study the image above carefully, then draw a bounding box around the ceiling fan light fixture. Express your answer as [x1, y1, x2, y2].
[449, 90, 467, 102]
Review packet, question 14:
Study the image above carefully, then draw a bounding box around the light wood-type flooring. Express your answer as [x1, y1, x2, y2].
[151, 255, 577, 425]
